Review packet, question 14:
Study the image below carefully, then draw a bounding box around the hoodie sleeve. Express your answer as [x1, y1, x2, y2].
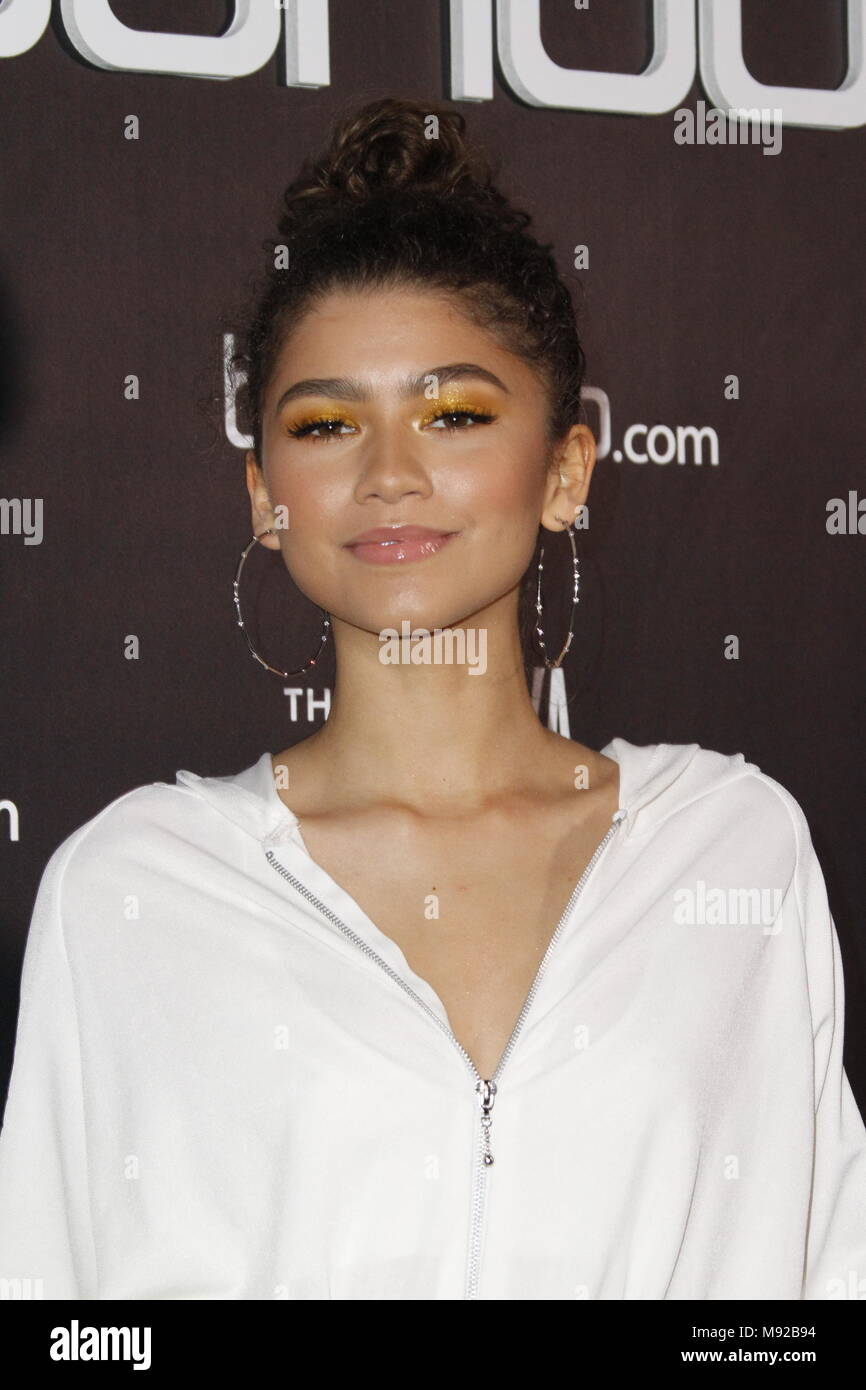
[0, 831, 98, 1299]
[793, 800, 866, 1300]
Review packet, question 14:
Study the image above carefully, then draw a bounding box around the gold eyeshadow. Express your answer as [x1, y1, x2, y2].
[283, 412, 359, 439]
[416, 394, 495, 428]
[283, 393, 497, 440]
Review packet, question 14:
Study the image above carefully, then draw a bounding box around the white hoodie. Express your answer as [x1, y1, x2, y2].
[1, 737, 865, 1301]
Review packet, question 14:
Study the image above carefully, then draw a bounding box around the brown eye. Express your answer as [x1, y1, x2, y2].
[286, 416, 355, 441]
[427, 410, 495, 430]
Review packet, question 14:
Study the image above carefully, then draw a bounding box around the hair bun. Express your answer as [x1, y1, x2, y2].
[280, 96, 498, 222]
[230, 90, 585, 482]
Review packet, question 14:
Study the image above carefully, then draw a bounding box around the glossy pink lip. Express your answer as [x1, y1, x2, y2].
[344, 527, 458, 566]
[345, 525, 455, 545]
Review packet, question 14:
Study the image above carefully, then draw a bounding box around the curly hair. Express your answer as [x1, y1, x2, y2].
[225, 94, 589, 673]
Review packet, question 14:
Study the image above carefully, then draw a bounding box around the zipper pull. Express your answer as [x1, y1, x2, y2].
[476, 1078, 498, 1166]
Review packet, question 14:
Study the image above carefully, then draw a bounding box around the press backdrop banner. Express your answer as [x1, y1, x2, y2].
[1, 2, 864, 1115]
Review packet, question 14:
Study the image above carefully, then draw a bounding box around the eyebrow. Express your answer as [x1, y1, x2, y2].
[272, 363, 511, 417]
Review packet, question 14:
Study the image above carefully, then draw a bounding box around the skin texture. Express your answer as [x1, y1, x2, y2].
[244, 285, 620, 1076]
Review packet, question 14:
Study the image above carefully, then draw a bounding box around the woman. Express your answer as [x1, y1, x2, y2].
[1, 97, 865, 1301]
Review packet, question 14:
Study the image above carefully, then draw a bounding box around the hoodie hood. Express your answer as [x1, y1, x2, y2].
[173, 738, 759, 847]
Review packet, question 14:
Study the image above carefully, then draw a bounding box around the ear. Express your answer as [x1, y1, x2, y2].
[245, 450, 281, 550]
[539, 424, 597, 533]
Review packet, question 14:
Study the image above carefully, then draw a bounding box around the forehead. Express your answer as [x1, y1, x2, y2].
[266, 284, 541, 396]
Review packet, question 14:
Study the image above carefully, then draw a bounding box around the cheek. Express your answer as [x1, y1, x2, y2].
[441, 450, 544, 600]
[463, 444, 546, 540]
[443, 431, 544, 500]
[269, 469, 341, 544]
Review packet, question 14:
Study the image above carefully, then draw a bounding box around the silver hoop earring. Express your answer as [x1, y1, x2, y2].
[532, 518, 580, 669]
[232, 529, 331, 677]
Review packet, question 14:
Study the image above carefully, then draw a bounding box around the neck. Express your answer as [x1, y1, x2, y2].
[293, 590, 579, 816]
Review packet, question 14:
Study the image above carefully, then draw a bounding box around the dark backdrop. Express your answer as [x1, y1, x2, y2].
[2, 2, 864, 1118]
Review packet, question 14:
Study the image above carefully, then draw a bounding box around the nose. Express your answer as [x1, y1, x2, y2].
[353, 424, 433, 505]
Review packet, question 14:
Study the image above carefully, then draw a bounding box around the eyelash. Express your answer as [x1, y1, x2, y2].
[284, 408, 496, 442]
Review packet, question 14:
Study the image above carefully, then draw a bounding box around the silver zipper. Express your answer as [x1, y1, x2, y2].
[463, 808, 626, 1298]
[262, 806, 626, 1301]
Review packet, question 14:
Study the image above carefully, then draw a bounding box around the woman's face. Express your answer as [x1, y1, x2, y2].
[247, 284, 594, 636]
